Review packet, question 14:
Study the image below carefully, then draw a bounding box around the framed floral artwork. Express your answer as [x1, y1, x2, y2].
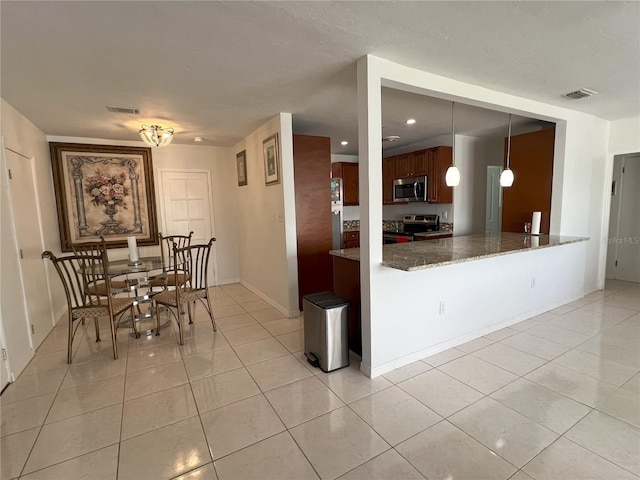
[236, 150, 248, 186]
[49, 142, 158, 252]
[263, 133, 280, 185]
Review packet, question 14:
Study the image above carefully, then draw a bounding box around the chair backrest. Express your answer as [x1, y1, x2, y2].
[42, 248, 112, 311]
[159, 231, 193, 270]
[173, 238, 216, 291]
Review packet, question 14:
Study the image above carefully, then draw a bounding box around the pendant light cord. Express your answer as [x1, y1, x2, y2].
[451, 102, 455, 166]
[506, 114, 512, 170]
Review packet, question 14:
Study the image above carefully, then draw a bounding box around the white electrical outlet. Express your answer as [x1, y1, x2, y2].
[439, 301, 445, 315]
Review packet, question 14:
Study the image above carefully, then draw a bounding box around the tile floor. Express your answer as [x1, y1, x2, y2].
[1, 280, 639, 480]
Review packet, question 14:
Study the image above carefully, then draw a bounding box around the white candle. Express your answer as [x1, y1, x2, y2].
[127, 236, 139, 262]
[531, 211, 542, 235]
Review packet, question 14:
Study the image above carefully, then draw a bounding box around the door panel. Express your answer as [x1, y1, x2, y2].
[615, 155, 640, 282]
[5, 149, 52, 349]
[160, 170, 216, 283]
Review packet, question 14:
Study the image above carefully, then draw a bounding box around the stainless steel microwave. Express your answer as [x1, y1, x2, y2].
[393, 176, 428, 202]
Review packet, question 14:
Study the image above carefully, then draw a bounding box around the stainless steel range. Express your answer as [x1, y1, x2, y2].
[383, 214, 440, 244]
[402, 214, 440, 234]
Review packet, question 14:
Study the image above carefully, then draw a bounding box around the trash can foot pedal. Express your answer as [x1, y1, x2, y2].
[305, 352, 320, 368]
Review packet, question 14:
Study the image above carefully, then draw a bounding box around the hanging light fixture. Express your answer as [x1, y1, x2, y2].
[445, 102, 460, 187]
[139, 124, 174, 147]
[500, 114, 515, 187]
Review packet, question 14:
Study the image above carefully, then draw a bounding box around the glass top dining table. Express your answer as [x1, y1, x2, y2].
[107, 256, 168, 277]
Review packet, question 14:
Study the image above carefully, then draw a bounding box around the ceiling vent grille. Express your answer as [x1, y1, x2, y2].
[106, 105, 140, 114]
[563, 88, 599, 99]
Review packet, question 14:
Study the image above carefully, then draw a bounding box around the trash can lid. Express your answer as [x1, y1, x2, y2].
[303, 292, 350, 309]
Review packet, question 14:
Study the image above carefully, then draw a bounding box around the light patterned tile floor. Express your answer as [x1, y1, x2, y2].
[1, 280, 639, 480]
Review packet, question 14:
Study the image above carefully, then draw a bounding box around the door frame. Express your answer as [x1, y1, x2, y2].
[156, 168, 218, 286]
[606, 153, 640, 281]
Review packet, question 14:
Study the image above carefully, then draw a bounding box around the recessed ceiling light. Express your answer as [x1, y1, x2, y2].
[193, 137, 203, 142]
[406, 118, 416, 125]
[340, 140, 349, 146]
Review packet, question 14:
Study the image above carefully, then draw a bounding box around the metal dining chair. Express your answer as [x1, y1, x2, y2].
[71, 236, 129, 297]
[153, 238, 217, 345]
[148, 231, 193, 292]
[42, 246, 135, 363]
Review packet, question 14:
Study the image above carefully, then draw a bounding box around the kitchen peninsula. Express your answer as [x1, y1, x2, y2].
[331, 232, 588, 359]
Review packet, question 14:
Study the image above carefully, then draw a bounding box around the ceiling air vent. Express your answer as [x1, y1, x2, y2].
[563, 88, 599, 100]
[106, 105, 141, 114]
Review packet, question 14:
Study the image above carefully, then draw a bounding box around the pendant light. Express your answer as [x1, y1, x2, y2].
[445, 102, 460, 187]
[500, 114, 515, 187]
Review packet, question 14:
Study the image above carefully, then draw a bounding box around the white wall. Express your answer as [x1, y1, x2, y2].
[368, 241, 586, 377]
[453, 135, 486, 235]
[233, 113, 299, 317]
[609, 116, 640, 154]
[357, 55, 611, 377]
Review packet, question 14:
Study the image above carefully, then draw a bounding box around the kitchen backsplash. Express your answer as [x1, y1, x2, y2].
[343, 220, 453, 232]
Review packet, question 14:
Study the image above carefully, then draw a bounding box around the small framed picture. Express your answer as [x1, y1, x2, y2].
[263, 133, 280, 185]
[236, 150, 247, 186]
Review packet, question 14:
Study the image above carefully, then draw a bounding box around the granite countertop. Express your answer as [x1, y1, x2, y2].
[413, 231, 453, 238]
[329, 232, 589, 272]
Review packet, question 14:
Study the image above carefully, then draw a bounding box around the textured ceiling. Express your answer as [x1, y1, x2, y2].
[1, 1, 638, 155]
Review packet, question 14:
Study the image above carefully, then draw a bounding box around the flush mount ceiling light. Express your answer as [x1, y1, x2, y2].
[500, 114, 515, 187]
[340, 140, 349, 146]
[445, 102, 460, 187]
[139, 124, 174, 147]
[382, 135, 400, 143]
[406, 118, 416, 125]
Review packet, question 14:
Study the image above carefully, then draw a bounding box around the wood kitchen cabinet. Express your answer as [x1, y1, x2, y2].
[343, 231, 359, 249]
[332, 162, 359, 206]
[393, 150, 428, 178]
[428, 146, 453, 204]
[382, 157, 395, 205]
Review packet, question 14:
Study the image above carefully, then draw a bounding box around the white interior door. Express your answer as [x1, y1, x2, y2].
[5, 148, 53, 347]
[613, 154, 640, 282]
[485, 166, 503, 234]
[159, 169, 217, 284]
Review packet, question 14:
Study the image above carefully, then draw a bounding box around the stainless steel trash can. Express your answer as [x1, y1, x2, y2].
[303, 292, 350, 373]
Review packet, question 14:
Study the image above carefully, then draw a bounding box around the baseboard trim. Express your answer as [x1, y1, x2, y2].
[239, 280, 300, 318]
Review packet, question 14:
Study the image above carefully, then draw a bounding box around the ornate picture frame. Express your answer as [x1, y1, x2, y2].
[49, 142, 159, 252]
[262, 133, 280, 185]
[236, 150, 248, 186]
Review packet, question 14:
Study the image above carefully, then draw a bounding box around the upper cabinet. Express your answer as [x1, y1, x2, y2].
[394, 150, 428, 178]
[385, 146, 453, 204]
[429, 146, 453, 204]
[382, 158, 395, 205]
[332, 162, 359, 206]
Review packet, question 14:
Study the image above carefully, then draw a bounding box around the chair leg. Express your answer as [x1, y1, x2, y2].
[67, 316, 74, 364]
[94, 317, 101, 342]
[205, 295, 217, 332]
[155, 303, 161, 336]
[109, 314, 119, 360]
[177, 305, 184, 345]
[187, 301, 193, 324]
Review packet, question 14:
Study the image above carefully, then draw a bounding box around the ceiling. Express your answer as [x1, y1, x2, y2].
[1, 1, 638, 155]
